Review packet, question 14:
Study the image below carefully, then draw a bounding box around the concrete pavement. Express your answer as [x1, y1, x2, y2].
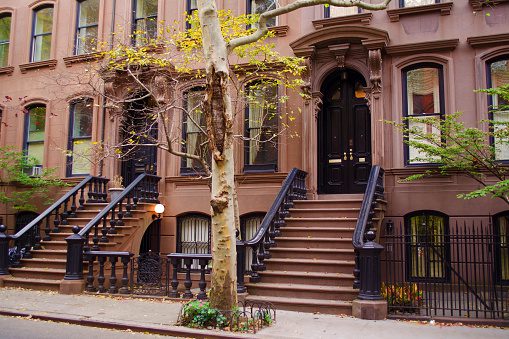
[0, 288, 507, 339]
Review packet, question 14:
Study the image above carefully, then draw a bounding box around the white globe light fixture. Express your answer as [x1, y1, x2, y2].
[154, 204, 165, 219]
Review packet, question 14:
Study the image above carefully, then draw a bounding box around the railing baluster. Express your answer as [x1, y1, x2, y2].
[86, 254, 96, 292]
[60, 199, 69, 226]
[183, 258, 193, 298]
[97, 256, 107, 293]
[53, 207, 61, 233]
[197, 258, 208, 300]
[92, 221, 100, 251]
[109, 256, 118, 294]
[109, 207, 117, 234]
[119, 256, 131, 294]
[169, 257, 180, 297]
[100, 216, 109, 243]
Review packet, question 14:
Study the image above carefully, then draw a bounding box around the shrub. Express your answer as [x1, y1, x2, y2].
[381, 282, 423, 311]
[179, 300, 228, 329]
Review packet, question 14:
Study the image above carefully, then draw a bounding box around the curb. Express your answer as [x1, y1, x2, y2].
[0, 309, 256, 339]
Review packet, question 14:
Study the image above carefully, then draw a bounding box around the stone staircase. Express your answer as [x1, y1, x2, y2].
[2, 203, 154, 291]
[245, 195, 384, 315]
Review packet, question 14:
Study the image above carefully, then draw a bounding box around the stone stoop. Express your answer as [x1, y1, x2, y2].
[2, 204, 153, 292]
[245, 196, 366, 315]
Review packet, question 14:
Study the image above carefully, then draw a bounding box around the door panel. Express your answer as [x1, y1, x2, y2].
[318, 70, 371, 194]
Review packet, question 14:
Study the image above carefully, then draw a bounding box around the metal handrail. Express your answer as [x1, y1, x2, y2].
[12, 175, 98, 240]
[245, 168, 306, 246]
[79, 173, 160, 237]
[352, 165, 384, 249]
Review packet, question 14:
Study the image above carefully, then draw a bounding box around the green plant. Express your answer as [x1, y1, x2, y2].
[0, 146, 66, 211]
[381, 282, 423, 310]
[179, 300, 229, 329]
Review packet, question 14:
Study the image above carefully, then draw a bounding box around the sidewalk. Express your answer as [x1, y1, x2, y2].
[0, 288, 507, 339]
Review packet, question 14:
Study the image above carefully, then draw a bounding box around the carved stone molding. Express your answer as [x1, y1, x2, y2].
[301, 58, 312, 105]
[268, 25, 289, 37]
[368, 49, 382, 96]
[470, 0, 509, 11]
[63, 53, 102, 67]
[312, 13, 373, 29]
[0, 66, 14, 76]
[467, 33, 509, 48]
[387, 2, 453, 22]
[19, 59, 57, 74]
[385, 39, 459, 56]
[311, 92, 323, 120]
[152, 75, 170, 104]
[328, 43, 350, 69]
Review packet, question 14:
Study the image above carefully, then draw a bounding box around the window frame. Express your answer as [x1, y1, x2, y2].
[186, 0, 198, 29]
[131, 0, 158, 45]
[402, 62, 446, 166]
[180, 86, 209, 175]
[176, 213, 211, 271]
[243, 80, 279, 173]
[31, 5, 54, 62]
[399, 0, 440, 7]
[247, 0, 277, 27]
[0, 13, 12, 67]
[67, 98, 94, 177]
[23, 104, 47, 167]
[493, 211, 509, 285]
[486, 55, 509, 162]
[324, 5, 361, 18]
[74, 0, 99, 55]
[405, 210, 451, 283]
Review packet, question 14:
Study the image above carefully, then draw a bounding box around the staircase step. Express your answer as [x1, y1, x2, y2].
[9, 267, 66, 280]
[269, 247, 354, 260]
[31, 249, 68, 259]
[275, 237, 353, 249]
[40, 240, 117, 250]
[20, 258, 67, 269]
[280, 227, 355, 238]
[284, 217, 358, 228]
[245, 295, 352, 315]
[1, 277, 61, 291]
[258, 270, 354, 286]
[74, 210, 148, 218]
[48, 232, 126, 241]
[264, 258, 354, 274]
[294, 199, 362, 209]
[245, 282, 357, 301]
[289, 208, 361, 218]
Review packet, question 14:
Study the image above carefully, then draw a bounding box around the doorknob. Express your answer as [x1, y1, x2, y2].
[349, 148, 353, 160]
[343, 152, 347, 160]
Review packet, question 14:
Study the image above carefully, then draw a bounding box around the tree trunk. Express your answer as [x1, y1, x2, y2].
[198, 0, 238, 311]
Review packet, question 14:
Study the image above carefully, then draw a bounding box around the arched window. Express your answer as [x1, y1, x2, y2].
[31, 5, 54, 62]
[244, 81, 278, 172]
[402, 63, 445, 165]
[0, 13, 12, 67]
[493, 212, 509, 283]
[75, 0, 99, 55]
[67, 98, 93, 176]
[400, 0, 439, 7]
[133, 0, 158, 45]
[177, 213, 211, 269]
[240, 213, 265, 272]
[487, 56, 509, 160]
[405, 211, 450, 282]
[248, 0, 277, 27]
[24, 104, 46, 168]
[181, 87, 209, 174]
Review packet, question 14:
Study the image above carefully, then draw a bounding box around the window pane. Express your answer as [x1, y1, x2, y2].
[403, 0, 436, 7]
[71, 138, 92, 175]
[189, 0, 198, 11]
[27, 142, 44, 165]
[251, 0, 277, 27]
[184, 89, 208, 169]
[78, 0, 99, 26]
[34, 7, 53, 35]
[76, 26, 98, 54]
[72, 100, 93, 138]
[179, 215, 210, 269]
[408, 115, 441, 164]
[32, 34, 52, 62]
[329, 6, 359, 17]
[28, 106, 46, 142]
[490, 59, 509, 160]
[136, 0, 158, 18]
[0, 43, 8, 67]
[246, 83, 278, 166]
[0, 15, 11, 42]
[407, 68, 440, 115]
[498, 215, 509, 281]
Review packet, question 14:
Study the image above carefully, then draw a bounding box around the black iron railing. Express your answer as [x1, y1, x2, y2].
[237, 168, 307, 292]
[352, 165, 385, 298]
[84, 250, 134, 294]
[2, 175, 108, 268]
[167, 253, 213, 299]
[381, 220, 509, 323]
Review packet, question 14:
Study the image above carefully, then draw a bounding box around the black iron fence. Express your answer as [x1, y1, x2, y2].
[380, 220, 509, 322]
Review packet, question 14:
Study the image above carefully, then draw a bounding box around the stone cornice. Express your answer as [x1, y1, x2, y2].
[387, 2, 453, 22]
[19, 59, 57, 74]
[268, 25, 289, 37]
[165, 172, 288, 186]
[0, 66, 14, 76]
[63, 53, 103, 67]
[312, 13, 373, 29]
[385, 38, 459, 56]
[470, 0, 509, 11]
[467, 33, 509, 48]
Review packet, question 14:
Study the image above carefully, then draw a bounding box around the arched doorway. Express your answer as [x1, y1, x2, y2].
[139, 220, 161, 254]
[318, 68, 371, 194]
[120, 94, 158, 186]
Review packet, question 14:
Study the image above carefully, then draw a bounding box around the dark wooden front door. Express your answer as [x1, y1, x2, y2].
[318, 69, 371, 194]
[120, 97, 158, 186]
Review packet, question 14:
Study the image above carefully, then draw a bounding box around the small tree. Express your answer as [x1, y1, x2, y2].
[389, 85, 509, 205]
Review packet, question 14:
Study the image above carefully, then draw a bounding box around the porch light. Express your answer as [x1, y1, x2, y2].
[154, 204, 165, 219]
